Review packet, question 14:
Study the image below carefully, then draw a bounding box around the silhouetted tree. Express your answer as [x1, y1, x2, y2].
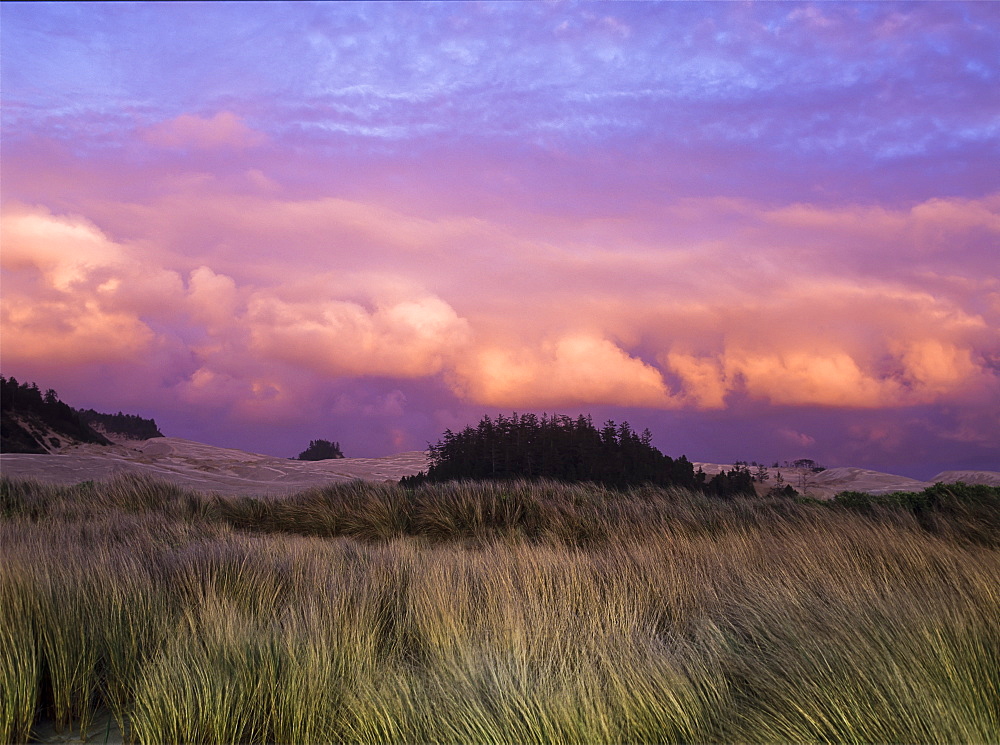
[78, 409, 164, 439]
[1, 375, 111, 452]
[403, 413, 700, 490]
[753, 463, 770, 483]
[297, 439, 344, 460]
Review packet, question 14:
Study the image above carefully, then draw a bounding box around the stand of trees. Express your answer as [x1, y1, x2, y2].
[0, 376, 111, 453]
[297, 439, 344, 461]
[402, 413, 754, 497]
[1, 375, 165, 453]
[77, 409, 164, 440]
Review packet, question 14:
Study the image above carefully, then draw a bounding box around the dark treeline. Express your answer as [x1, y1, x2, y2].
[402, 413, 754, 496]
[0, 376, 111, 453]
[77, 409, 164, 440]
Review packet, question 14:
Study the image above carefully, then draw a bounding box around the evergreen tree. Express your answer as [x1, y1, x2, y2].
[1, 375, 112, 452]
[404, 413, 700, 490]
[297, 439, 344, 461]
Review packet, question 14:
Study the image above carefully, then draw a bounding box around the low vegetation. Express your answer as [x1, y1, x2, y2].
[1, 474, 998, 744]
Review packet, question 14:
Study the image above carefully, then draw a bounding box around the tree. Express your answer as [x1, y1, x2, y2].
[297, 439, 344, 461]
[753, 463, 770, 483]
[403, 413, 699, 490]
[768, 470, 798, 497]
[704, 466, 755, 498]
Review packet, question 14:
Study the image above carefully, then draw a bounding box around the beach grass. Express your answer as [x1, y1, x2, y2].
[0, 474, 998, 744]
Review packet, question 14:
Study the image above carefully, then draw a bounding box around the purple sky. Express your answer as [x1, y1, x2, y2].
[2, 2, 998, 479]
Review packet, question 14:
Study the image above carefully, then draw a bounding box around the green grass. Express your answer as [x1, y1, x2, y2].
[0, 474, 998, 744]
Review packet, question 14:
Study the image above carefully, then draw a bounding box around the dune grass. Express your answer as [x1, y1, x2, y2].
[0, 473, 998, 744]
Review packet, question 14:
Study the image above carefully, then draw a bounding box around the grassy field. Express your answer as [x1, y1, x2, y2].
[1, 474, 998, 744]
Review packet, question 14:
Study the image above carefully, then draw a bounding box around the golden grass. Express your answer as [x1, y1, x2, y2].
[0, 474, 998, 744]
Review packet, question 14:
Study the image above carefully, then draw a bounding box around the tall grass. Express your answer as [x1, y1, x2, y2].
[0, 473, 998, 744]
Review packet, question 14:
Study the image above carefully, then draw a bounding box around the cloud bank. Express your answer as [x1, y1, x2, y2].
[2, 2, 998, 477]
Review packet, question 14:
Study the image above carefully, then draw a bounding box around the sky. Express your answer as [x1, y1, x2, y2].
[2, 1, 998, 479]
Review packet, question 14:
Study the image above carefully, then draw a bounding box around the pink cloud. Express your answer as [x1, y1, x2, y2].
[186, 266, 240, 328]
[144, 112, 266, 150]
[7, 185, 996, 418]
[247, 294, 472, 378]
[2, 155, 996, 470]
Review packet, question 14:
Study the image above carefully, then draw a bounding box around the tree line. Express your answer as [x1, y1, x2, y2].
[1, 376, 110, 453]
[77, 409, 164, 440]
[401, 413, 755, 497]
[1, 375, 163, 453]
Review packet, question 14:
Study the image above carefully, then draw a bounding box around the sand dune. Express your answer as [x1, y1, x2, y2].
[0, 437, 430, 496]
[1, 436, 997, 498]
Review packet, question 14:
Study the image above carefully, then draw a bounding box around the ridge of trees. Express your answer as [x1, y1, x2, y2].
[1, 375, 163, 453]
[401, 413, 755, 497]
[0, 375, 111, 453]
[297, 439, 344, 461]
[77, 409, 164, 440]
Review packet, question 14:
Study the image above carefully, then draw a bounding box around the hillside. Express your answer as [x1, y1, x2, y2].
[0, 437, 430, 494]
[77, 408, 164, 442]
[0, 377, 111, 453]
[0, 376, 161, 454]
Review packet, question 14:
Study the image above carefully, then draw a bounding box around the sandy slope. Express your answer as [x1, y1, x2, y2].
[1, 437, 997, 497]
[0, 437, 430, 496]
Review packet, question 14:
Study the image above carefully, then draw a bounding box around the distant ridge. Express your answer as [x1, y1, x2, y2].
[0, 375, 160, 453]
[77, 408, 164, 442]
[1, 433, 998, 497]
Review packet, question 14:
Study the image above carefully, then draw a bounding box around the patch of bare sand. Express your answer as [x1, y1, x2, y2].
[692, 462, 999, 499]
[29, 709, 122, 745]
[931, 470, 1000, 487]
[0, 437, 429, 495]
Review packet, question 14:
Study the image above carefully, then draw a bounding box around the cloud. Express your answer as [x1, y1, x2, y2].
[664, 353, 728, 409]
[0, 204, 182, 365]
[186, 266, 240, 328]
[777, 428, 818, 449]
[247, 294, 472, 378]
[144, 112, 266, 150]
[452, 334, 678, 409]
[1, 206, 126, 291]
[764, 193, 1000, 244]
[0, 293, 156, 365]
[725, 349, 899, 408]
[894, 339, 983, 396]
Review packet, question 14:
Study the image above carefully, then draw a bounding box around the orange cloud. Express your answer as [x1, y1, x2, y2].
[894, 339, 983, 396]
[663, 352, 728, 408]
[144, 112, 266, 149]
[0, 294, 155, 365]
[1, 206, 124, 290]
[187, 266, 240, 328]
[452, 334, 678, 409]
[0, 205, 179, 365]
[724, 349, 900, 407]
[762, 193, 1000, 247]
